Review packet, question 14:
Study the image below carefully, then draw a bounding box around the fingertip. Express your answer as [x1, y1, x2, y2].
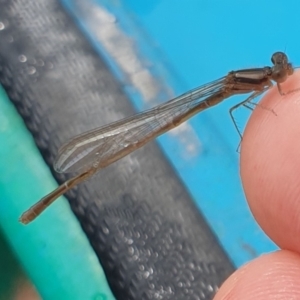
[240, 70, 300, 252]
[214, 251, 300, 300]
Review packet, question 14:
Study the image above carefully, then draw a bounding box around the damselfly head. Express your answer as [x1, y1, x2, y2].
[270, 52, 294, 83]
[271, 52, 288, 65]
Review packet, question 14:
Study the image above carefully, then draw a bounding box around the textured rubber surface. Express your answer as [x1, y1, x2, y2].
[0, 0, 234, 299]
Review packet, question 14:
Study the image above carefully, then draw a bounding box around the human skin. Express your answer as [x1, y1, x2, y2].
[214, 70, 300, 299]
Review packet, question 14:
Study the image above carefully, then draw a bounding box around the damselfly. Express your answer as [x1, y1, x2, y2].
[20, 52, 295, 224]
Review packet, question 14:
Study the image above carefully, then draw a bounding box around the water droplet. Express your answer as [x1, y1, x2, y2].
[18, 55, 27, 63]
[93, 294, 107, 300]
[102, 227, 109, 234]
[46, 62, 54, 69]
[27, 66, 36, 75]
[0, 22, 5, 30]
[36, 59, 44, 66]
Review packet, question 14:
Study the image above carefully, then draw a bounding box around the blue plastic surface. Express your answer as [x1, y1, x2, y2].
[61, 0, 300, 266]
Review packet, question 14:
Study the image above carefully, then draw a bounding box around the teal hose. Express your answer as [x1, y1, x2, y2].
[0, 86, 115, 300]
